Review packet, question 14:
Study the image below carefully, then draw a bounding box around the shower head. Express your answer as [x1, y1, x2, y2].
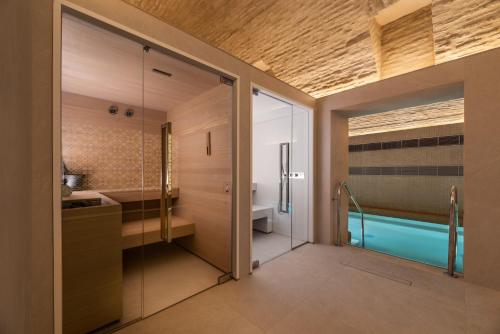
[125, 109, 135, 118]
[108, 105, 119, 115]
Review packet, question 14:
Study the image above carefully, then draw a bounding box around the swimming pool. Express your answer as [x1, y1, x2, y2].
[348, 212, 464, 273]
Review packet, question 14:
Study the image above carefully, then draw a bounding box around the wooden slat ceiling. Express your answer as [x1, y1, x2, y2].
[62, 14, 220, 112]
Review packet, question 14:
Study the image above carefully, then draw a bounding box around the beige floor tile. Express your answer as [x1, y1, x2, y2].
[115, 244, 500, 334]
[95, 243, 224, 332]
[345, 247, 467, 303]
[266, 301, 369, 334]
[465, 284, 500, 333]
[142, 243, 224, 316]
[252, 231, 291, 264]
[118, 294, 264, 334]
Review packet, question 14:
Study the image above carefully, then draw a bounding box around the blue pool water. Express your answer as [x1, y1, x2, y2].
[348, 212, 464, 273]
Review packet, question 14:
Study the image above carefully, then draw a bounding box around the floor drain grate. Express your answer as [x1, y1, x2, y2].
[340, 261, 413, 286]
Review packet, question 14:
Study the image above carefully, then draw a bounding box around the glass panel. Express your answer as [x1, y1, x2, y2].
[142, 48, 233, 316]
[291, 105, 310, 248]
[60, 13, 143, 333]
[252, 91, 293, 264]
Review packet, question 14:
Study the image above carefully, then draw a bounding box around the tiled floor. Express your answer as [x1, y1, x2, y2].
[252, 231, 291, 264]
[117, 244, 500, 334]
[252, 231, 307, 264]
[96, 243, 224, 332]
[139, 243, 224, 316]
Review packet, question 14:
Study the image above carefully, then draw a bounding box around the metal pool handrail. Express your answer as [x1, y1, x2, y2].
[334, 181, 365, 248]
[447, 185, 459, 277]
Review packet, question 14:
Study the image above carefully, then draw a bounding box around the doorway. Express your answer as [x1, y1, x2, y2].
[60, 13, 234, 333]
[345, 97, 464, 272]
[251, 88, 311, 266]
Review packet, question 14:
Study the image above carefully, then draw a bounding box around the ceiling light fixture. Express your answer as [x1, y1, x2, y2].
[152, 68, 172, 77]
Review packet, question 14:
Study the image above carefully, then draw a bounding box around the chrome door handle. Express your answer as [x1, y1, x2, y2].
[279, 142, 290, 213]
[161, 122, 173, 243]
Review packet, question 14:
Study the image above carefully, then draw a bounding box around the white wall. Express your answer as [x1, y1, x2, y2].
[253, 108, 293, 236]
[252, 99, 310, 242]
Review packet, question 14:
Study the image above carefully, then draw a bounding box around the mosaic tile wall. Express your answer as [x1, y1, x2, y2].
[62, 94, 164, 191]
[349, 123, 464, 220]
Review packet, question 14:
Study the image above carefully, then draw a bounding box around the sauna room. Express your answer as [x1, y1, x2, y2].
[60, 13, 234, 333]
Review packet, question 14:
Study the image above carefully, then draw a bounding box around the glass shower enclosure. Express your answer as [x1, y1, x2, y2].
[251, 89, 310, 265]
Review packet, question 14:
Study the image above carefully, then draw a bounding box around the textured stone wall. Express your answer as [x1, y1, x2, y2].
[369, 19, 383, 77]
[215, 1, 379, 98]
[349, 98, 464, 136]
[367, 0, 400, 16]
[122, 0, 500, 97]
[432, 0, 500, 63]
[122, 0, 382, 97]
[381, 5, 435, 78]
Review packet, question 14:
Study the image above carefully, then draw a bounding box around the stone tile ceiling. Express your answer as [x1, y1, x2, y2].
[122, 0, 500, 98]
[349, 98, 464, 136]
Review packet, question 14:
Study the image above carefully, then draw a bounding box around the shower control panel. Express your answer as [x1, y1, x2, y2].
[288, 172, 305, 179]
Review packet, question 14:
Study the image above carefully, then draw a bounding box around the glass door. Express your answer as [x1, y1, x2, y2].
[142, 47, 233, 316]
[252, 89, 310, 264]
[252, 90, 293, 264]
[60, 13, 144, 333]
[290, 105, 310, 248]
[61, 12, 235, 333]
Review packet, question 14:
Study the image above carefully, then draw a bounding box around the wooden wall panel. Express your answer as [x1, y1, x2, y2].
[62, 14, 219, 112]
[1, 2, 33, 333]
[62, 193, 122, 334]
[0, 0, 55, 333]
[167, 84, 233, 272]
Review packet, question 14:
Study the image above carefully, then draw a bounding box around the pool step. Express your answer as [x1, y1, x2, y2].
[351, 238, 360, 246]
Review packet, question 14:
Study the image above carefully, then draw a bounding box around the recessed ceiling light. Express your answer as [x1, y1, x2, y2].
[152, 68, 172, 77]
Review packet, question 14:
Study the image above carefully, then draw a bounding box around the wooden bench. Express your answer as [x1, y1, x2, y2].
[101, 189, 194, 249]
[122, 216, 195, 249]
